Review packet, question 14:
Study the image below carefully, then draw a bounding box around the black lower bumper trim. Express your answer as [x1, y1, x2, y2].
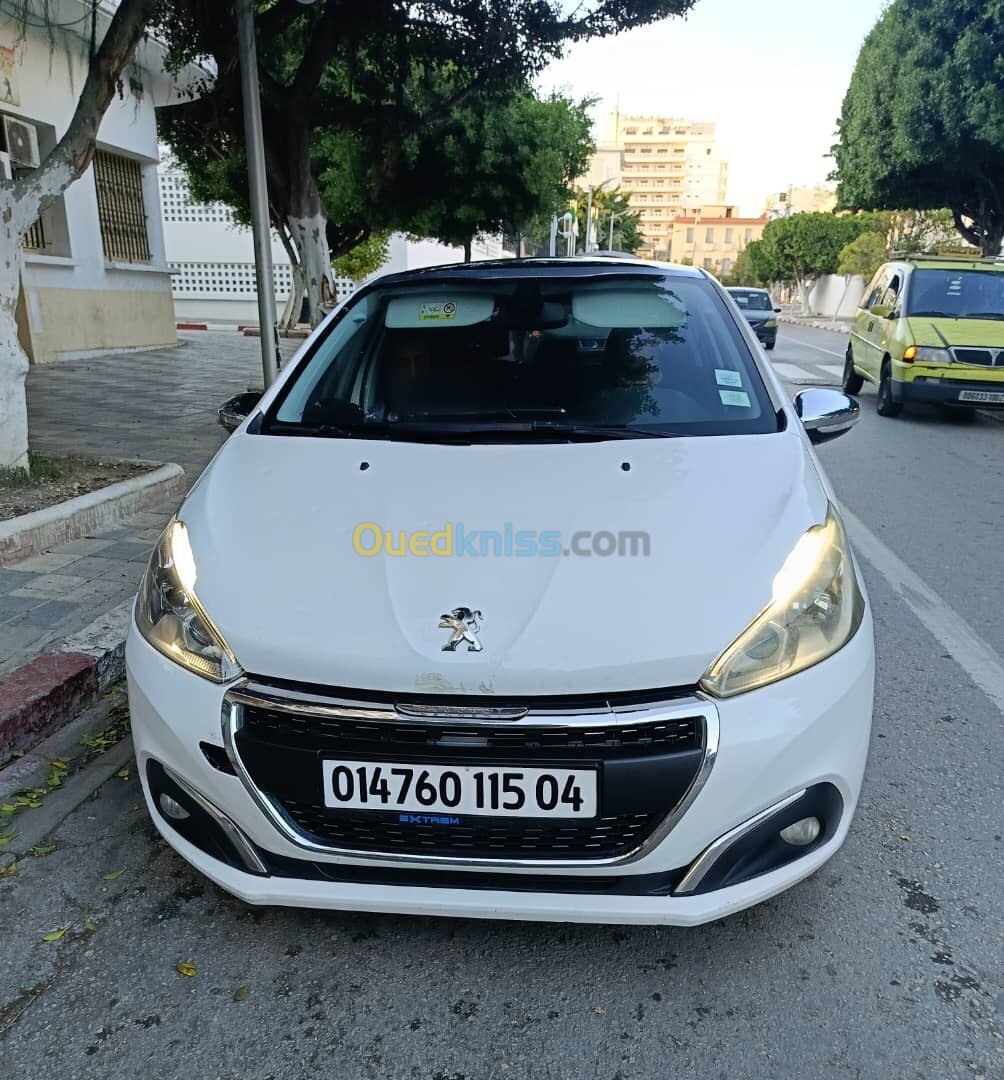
[894, 378, 1004, 406]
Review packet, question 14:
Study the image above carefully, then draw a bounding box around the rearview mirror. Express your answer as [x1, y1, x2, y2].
[218, 390, 263, 433]
[773, 306, 781, 313]
[794, 388, 860, 444]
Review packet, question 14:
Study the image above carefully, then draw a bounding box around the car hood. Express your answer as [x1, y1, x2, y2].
[181, 431, 827, 696]
[906, 316, 1004, 347]
[739, 309, 774, 324]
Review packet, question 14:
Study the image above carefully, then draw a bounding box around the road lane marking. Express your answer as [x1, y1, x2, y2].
[771, 362, 816, 381]
[819, 364, 844, 378]
[782, 333, 845, 359]
[842, 507, 1004, 715]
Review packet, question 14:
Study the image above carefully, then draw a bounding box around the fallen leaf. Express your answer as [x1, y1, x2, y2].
[0, 831, 15, 847]
[101, 869, 125, 881]
[42, 928, 67, 942]
[233, 984, 251, 1002]
[116, 767, 130, 780]
[31, 844, 55, 856]
[84, 918, 98, 932]
[177, 962, 197, 977]
[0, 862, 16, 877]
[51, 760, 68, 771]
[899, 835, 910, 841]
[592, 1007, 605, 1015]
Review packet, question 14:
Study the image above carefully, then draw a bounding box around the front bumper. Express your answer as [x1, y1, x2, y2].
[750, 322, 777, 346]
[126, 615, 874, 925]
[893, 373, 1004, 407]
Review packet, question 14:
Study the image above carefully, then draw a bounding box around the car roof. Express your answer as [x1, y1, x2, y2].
[369, 256, 706, 289]
[890, 255, 1004, 273]
[726, 286, 768, 292]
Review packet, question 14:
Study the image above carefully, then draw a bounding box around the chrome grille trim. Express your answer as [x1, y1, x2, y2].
[221, 682, 719, 870]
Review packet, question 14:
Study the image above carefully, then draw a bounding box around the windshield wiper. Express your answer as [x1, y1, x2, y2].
[961, 312, 1004, 321]
[528, 422, 677, 440]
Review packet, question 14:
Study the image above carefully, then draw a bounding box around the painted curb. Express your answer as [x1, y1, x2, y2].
[0, 599, 136, 762]
[0, 461, 184, 567]
[778, 314, 852, 334]
[0, 653, 98, 762]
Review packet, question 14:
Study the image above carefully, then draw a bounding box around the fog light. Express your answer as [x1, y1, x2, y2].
[159, 793, 191, 821]
[779, 816, 821, 846]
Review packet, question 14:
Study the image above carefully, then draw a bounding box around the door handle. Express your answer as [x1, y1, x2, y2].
[867, 320, 874, 332]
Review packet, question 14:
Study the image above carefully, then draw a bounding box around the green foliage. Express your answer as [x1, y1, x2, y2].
[332, 232, 391, 283]
[837, 231, 888, 280]
[760, 213, 870, 288]
[832, 0, 1004, 254]
[572, 186, 643, 253]
[728, 248, 765, 286]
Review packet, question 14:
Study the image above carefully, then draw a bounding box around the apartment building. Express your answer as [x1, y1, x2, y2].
[764, 185, 837, 219]
[668, 206, 769, 275]
[582, 114, 729, 259]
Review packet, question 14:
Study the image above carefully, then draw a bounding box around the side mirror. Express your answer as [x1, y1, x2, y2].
[794, 388, 860, 444]
[218, 390, 263, 433]
[774, 306, 781, 313]
[870, 303, 890, 319]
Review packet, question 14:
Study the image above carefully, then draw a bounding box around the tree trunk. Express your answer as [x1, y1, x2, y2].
[835, 275, 852, 320]
[951, 206, 1004, 257]
[287, 211, 332, 329]
[0, 213, 30, 470]
[275, 222, 305, 331]
[796, 275, 812, 316]
[463, 239, 473, 263]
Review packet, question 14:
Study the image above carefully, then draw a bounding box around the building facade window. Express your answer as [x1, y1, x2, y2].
[705, 227, 714, 243]
[686, 227, 695, 243]
[725, 228, 733, 243]
[745, 228, 753, 242]
[703, 258, 713, 269]
[721, 258, 733, 273]
[94, 150, 151, 263]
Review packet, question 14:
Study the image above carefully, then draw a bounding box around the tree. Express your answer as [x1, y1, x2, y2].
[760, 213, 869, 314]
[332, 232, 391, 284]
[0, 0, 160, 471]
[741, 240, 782, 287]
[837, 231, 887, 281]
[875, 208, 959, 255]
[832, 0, 1004, 256]
[572, 186, 643, 254]
[159, 1, 698, 325]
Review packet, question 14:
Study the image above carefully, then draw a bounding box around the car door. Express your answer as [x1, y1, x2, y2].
[852, 267, 889, 381]
[871, 270, 903, 369]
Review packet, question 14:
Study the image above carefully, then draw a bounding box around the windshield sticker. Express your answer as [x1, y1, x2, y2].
[719, 389, 751, 407]
[715, 369, 743, 388]
[419, 301, 457, 321]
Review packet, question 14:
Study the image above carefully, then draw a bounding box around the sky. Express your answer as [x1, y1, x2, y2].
[539, 0, 889, 216]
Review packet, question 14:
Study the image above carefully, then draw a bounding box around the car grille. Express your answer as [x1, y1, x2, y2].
[280, 803, 662, 860]
[228, 682, 710, 863]
[951, 348, 998, 367]
[240, 706, 701, 760]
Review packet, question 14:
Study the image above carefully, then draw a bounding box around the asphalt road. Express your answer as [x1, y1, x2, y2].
[2, 324, 1002, 1079]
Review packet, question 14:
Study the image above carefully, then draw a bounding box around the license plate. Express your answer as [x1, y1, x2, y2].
[321, 760, 597, 818]
[959, 390, 1004, 403]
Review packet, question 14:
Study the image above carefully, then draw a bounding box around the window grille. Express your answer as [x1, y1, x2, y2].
[23, 216, 46, 251]
[94, 150, 150, 263]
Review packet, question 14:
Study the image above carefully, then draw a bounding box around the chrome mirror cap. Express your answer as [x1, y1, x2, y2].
[794, 388, 860, 445]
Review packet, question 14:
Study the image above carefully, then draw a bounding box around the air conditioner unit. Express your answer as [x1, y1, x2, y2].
[2, 116, 40, 168]
[0, 151, 11, 181]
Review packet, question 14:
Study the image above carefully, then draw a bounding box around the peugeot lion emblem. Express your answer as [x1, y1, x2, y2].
[439, 607, 483, 652]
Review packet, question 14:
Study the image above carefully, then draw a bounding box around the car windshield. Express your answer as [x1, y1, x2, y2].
[264, 271, 779, 441]
[906, 268, 1004, 320]
[728, 290, 773, 311]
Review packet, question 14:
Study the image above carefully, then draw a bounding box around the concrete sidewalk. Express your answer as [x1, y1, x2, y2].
[1, 333, 298, 743]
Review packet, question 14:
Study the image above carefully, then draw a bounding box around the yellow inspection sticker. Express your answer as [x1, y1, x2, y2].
[419, 301, 457, 321]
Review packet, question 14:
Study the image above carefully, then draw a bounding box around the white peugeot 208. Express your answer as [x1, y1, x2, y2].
[126, 258, 874, 925]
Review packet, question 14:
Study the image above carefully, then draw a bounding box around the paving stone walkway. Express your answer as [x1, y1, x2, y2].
[1, 332, 298, 675]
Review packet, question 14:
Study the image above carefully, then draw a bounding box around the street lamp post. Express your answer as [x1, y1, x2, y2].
[236, 0, 279, 387]
[608, 210, 628, 250]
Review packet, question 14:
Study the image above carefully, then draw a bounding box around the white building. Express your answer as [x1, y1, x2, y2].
[159, 161, 512, 325]
[3, 2, 200, 363]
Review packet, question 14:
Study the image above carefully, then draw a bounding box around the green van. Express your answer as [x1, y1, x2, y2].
[844, 255, 1004, 416]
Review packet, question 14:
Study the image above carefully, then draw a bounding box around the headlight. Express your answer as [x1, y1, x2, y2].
[903, 346, 951, 363]
[700, 506, 864, 698]
[764, 319, 778, 328]
[135, 518, 241, 682]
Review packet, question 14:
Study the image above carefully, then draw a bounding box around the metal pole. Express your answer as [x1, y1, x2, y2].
[549, 214, 558, 257]
[237, 0, 279, 387]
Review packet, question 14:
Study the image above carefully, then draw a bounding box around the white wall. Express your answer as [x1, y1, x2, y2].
[7, 10, 184, 299]
[808, 274, 867, 319]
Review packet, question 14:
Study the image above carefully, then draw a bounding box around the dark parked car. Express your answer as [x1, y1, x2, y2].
[727, 287, 780, 350]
